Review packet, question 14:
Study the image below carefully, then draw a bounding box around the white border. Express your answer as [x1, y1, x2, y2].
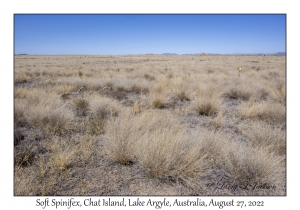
[2, 1, 298, 209]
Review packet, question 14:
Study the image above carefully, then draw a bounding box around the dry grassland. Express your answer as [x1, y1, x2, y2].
[14, 54, 286, 195]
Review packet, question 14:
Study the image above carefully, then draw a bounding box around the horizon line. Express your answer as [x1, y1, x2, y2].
[14, 52, 286, 56]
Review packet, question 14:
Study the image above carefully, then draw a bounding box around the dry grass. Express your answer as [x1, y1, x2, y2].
[193, 96, 220, 116]
[211, 111, 224, 129]
[15, 71, 30, 84]
[192, 85, 221, 116]
[221, 144, 285, 195]
[223, 80, 253, 101]
[172, 82, 192, 101]
[138, 128, 209, 183]
[72, 98, 90, 117]
[237, 99, 285, 124]
[242, 122, 286, 157]
[192, 129, 285, 195]
[104, 114, 140, 165]
[85, 95, 121, 135]
[24, 99, 74, 136]
[14, 54, 286, 196]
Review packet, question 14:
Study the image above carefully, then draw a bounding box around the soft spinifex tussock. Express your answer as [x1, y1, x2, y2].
[192, 84, 221, 116]
[268, 79, 286, 105]
[173, 104, 191, 116]
[193, 129, 229, 169]
[136, 110, 178, 134]
[14, 87, 31, 99]
[220, 143, 285, 195]
[128, 78, 151, 94]
[193, 96, 220, 116]
[14, 134, 102, 196]
[14, 140, 41, 167]
[132, 100, 143, 114]
[237, 99, 286, 124]
[49, 134, 97, 171]
[104, 108, 210, 183]
[109, 77, 132, 91]
[14, 99, 28, 127]
[24, 87, 45, 106]
[171, 81, 193, 101]
[137, 113, 209, 183]
[149, 92, 168, 109]
[14, 165, 37, 195]
[243, 122, 286, 157]
[138, 129, 208, 182]
[149, 83, 169, 108]
[89, 95, 120, 116]
[48, 137, 75, 172]
[211, 111, 224, 129]
[87, 95, 121, 135]
[222, 79, 253, 101]
[15, 71, 30, 84]
[75, 135, 97, 165]
[103, 110, 168, 165]
[72, 98, 90, 117]
[23, 93, 74, 136]
[54, 84, 77, 95]
[194, 129, 285, 195]
[104, 113, 140, 165]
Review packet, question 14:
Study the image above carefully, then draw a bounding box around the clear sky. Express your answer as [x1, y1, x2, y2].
[14, 14, 286, 55]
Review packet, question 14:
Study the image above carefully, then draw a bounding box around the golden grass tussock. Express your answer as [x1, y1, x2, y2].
[194, 129, 285, 195]
[193, 129, 229, 169]
[23, 94, 74, 136]
[14, 166, 37, 195]
[173, 104, 191, 116]
[14, 140, 40, 167]
[14, 99, 28, 127]
[15, 71, 30, 84]
[211, 111, 224, 129]
[149, 91, 168, 109]
[221, 144, 285, 194]
[192, 83, 221, 115]
[103, 113, 140, 165]
[269, 79, 286, 104]
[132, 100, 143, 114]
[14, 87, 31, 99]
[192, 84, 221, 116]
[14, 55, 286, 196]
[138, 128, 208, 182]
[242, 122, 286, 157]
[193, 96, 220, 116]
[171, 82, 193, 101]
[149, 81, 170, 109]
[54, 84, 77, 95]
[104, 110, 210, 185]
[86, 95, 121, 135]
[14, 134, 101, 196]
[72, 98, 90, 117]
[222, 79, 253, 101]
[237, 99, 285, 124]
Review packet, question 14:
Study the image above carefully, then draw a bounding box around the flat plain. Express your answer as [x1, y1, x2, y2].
[14, 54, 286, 195]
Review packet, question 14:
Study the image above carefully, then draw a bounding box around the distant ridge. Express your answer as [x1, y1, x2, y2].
[161, 52, 286, 56]
[274, 52, 286, 56]
[162, 53, 178, 55]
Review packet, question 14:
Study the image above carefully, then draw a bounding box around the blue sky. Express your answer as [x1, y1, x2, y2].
[14, 14, 286, 55]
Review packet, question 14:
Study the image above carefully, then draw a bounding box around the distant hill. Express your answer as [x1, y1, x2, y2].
[274, 52, 286, 56]
[162, 53, 178, 55]
[161, 52, 286, 56]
